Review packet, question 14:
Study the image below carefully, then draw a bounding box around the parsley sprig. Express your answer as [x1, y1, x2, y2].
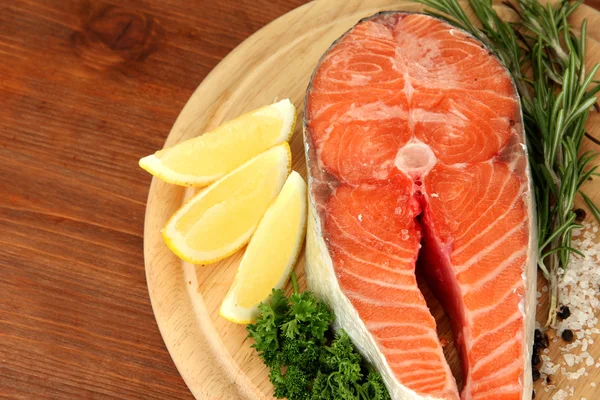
[247, 273, 391, 400]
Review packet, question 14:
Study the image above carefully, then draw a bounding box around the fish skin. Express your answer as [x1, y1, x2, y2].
[303, 11, 536, 400]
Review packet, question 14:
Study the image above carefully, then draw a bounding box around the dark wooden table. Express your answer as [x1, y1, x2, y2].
[1, 1, 599, 399]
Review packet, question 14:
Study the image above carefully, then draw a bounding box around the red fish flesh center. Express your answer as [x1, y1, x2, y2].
[304, 12, 536, 400]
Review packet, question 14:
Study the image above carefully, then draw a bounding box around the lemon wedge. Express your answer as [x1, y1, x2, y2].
[162, 143, 292, 264]
[139, 99, 296, 186]
[220, 171, 307, 324]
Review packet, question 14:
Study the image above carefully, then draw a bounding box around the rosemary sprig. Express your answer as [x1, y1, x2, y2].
[414, 0, 600, 325]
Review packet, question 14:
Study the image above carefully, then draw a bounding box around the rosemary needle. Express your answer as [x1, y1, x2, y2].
[581, 191, 600, 224]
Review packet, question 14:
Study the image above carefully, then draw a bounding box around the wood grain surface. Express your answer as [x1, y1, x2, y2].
[1, 1, 599, 399]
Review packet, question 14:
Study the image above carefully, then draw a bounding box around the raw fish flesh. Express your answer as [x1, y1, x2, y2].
[304, 12, 536, 400]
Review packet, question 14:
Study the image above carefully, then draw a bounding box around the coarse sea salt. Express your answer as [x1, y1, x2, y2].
[586, 356, 594, 366]
[552, 389, 568, 400]
[564, 354, 575, 367]
[538, 222, 600, 396]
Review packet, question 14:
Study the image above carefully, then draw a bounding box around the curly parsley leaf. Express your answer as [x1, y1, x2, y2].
[246, 274, 391, 400]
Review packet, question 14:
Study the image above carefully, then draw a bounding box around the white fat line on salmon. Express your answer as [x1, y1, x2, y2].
[437, 56, 492, 80]
[434, 34, 485, 52]
[466, 360, 523, 396]
[436, 47, 472, 65]
[378, 337, 440, 350]
[309, 101, 336, 121]
[391, 45, 407, 73]
[465, 92, 515, 120]
[339, 267, 419, 291]
[379, 345, 442, 357]
[453, 188, 525, 256]
[359, 46, 398, 59]
[452, 203, 523, 257]
[313, 126, 334, 149]
[355, 36, 396, 50]
[402, 67, 420, 133]
[419, 83, 518, 105]
[410, 108, 467, 127]
[471, 280, 522, 316]
[462, 248, 528, 292]
[394, 365, 446, 381]
[459, 94, 515, 120]
[351, 62, 385, 75]
[377, 333, 437, 342]
[338, 101, 407, 122]
[388, 358, 446, 370]
[415, 380, 447, 393]
[345, 290, 431, 311]
[469, 283, 524, 333]
[454, 218, 527, 274]
[403, 70, 414, 104]
[470, 310, 523, 349]
[366, 321, 433, 331]
[328, 242, 415, 274]
[327, 215, 415, 258]
[400, 373, 446, 387]
[450, 165, 500, 238]
[326, 67, 375, 86]
[469, 89, 518, 107]
[335, 197, 416, 251]
[472, 383, 522, 397]
[403, 381, 447, 394]
[471, 332, 523, 374]
[338, 100, 469, 130]
[469, 113, 503, 153]
[448, 104, 469, 121]
[399, 16, 439, 37]
[311, 83, 400, 97]
[472, 363, 525, 389]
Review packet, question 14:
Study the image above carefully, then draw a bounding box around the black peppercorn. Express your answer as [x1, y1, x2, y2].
[561, 329, 574, 342]
[575, 208, 586, 222]
[557, 305, 571, 320]
[534, 329, 543, 342]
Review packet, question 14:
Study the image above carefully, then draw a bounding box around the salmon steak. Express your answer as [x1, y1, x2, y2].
[303, 12, 536, 400]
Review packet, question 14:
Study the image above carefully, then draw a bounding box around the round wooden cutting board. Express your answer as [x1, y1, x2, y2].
[142, 1, 600, 399]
